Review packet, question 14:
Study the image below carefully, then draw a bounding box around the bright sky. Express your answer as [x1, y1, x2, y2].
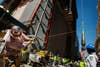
[76, 0, 98, 51]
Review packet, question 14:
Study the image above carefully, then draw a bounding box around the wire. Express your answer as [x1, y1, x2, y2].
[48, 31, 75, 38]
[48, 30, 96, 38]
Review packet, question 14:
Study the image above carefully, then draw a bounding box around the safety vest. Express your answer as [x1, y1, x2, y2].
[62, 58, 68, 64]
[79, 61, 86, 67]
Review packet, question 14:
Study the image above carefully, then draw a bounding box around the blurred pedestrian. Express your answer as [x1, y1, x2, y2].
[85, 43, 98, 67]
[96, 50, 100, 67]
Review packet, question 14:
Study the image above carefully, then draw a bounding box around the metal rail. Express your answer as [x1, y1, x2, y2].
[34, 0, 49, 37]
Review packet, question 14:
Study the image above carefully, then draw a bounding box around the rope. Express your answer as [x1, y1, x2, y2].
[48, 30, 97, 38]
[48, 31, 75, 38]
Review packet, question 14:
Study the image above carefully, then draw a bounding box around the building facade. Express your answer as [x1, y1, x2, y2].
[48, 0, 80, 60]
[97, 0, 100, 36]
[95, 0, 100, 52]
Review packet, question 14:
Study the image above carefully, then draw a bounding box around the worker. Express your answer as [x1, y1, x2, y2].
[96, 50, 100, 67]
[85, 43, 98, 67]
[3, 25, 34, 67]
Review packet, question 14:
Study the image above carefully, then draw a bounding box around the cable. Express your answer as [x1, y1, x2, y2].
[48, 30, 96, 38]
[48, 31, 75, 38]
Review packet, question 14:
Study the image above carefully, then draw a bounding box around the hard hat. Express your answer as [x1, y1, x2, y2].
[86, 43, 95, 50]
[11, 26, 22, 36]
